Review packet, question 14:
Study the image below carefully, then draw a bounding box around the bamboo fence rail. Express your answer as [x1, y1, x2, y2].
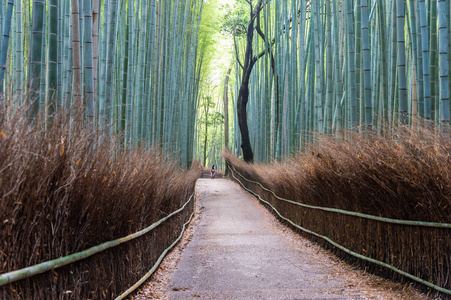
[229, 164, 451, 296]
[115, 210, 195, 300]
[229, 165, 451, 229]
[0, 193, 194, 287]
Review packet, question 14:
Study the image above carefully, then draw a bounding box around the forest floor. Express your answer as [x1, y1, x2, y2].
[133, 179, 431, 300]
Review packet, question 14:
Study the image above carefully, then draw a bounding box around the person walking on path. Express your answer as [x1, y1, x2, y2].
[210, 165, 216, 179]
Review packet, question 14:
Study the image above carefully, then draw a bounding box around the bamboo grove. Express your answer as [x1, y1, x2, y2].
[232, 0, 450, 163]
[0, 0, 204, 167]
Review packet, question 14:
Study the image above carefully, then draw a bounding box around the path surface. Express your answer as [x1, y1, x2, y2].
[163, 179, 426, 300]
[134, 178, 427, 299]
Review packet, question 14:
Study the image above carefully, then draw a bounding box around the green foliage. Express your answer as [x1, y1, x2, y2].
[198, 96, 225, 129]
[220, 1, 250, 36]
[199, 111, 225, 128]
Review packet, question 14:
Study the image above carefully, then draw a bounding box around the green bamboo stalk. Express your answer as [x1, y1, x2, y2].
[372, 26, 381, 128]
[137, 0, 148, 145]
[145, 0, 157, 147]
[420, 0, 431, 120]
[102, 0, 120, 127]
[38, 6, 46, 111]
[152, 0, 162, 145]
[313, 0, 323, 133]
[413, 0, 424, 120]
[388, 0, 397, 126]
[57, 0, 63, 106]
[83, 0, 94, 129]
[71, 0, 82, 109]
[408, 1, 419, 123]
[355, 0, 363, 127]
[0, 0, 3, 50]
[98, 0, 109, 126]
[361, 0, 372, 128]
[429, 1, 438, 122]
[324, 0, 333, 134]
[132, 0, 142, 147]
[168, 1, 178, 151]
[28, 0, 45, 119]
[14, 0, 23, 101]
[62, 0, 72, 109]
[397, 0, 408, 124]
[92, 0, 99, 98]
[160, 0, 170, 150]
[437, 0, 449, 126]
[449, 1, 451, 110]
[331, 0, 342, 133]
[124, 0, 134, 146]
[46, 0, 58, 122]
[288, 0, 297, 151]
[0, 0, 14, 105]
[179, 0, 195, 166]
[346, 0, 358, 129]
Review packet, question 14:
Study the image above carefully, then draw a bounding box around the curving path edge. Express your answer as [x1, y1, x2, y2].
[166, 179, 427, 300]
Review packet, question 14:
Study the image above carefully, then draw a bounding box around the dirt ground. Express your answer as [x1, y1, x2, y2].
[133, 179, 433, 300]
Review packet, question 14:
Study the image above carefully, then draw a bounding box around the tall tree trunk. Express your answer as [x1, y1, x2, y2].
[236, 0, 266, 163]
[237, 72, 253, 162]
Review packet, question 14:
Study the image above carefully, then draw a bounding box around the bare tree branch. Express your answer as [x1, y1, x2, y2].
[234, 33, 244, 70]
[233, 23, 247, 70]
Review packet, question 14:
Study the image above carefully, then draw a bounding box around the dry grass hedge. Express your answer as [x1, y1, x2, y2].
[0, 108, 200, 299]
[224, 126, 451, 298]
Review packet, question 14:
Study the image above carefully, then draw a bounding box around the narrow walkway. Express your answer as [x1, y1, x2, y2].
[167, 179, 424, 300]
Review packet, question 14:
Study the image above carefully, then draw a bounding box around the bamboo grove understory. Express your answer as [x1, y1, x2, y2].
[0, 0, 204, 167]
[232, 0, 450, 163]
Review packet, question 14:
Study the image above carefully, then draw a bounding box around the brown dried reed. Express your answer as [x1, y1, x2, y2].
[224, 126, 451, 298]
[0, 107, 200, 299]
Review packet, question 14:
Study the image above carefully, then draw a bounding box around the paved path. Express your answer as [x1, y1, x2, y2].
[166, 179, 424, 300]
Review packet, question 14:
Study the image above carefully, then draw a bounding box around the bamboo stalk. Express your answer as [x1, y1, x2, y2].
[0, 0, 14, 105]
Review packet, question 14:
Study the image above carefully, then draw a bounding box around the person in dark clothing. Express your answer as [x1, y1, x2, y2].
[210, 165, 216, 179]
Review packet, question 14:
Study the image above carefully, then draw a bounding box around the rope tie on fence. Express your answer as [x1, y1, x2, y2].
[0, 193, 195, 287]
[229, 165, 451, 228]
[229, 165, 451, 295]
